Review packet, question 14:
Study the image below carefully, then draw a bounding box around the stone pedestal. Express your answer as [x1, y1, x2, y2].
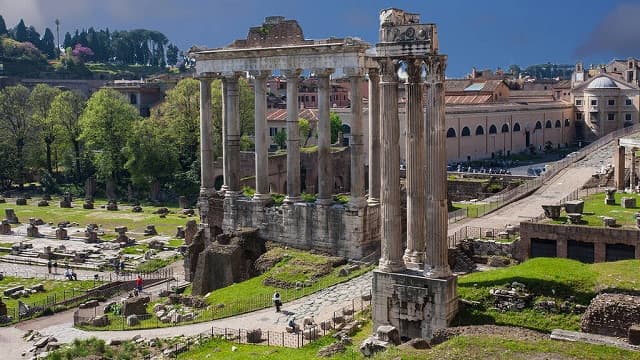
[5, 209, 18, 224]
[621, 197, 636, 208]
[16, 197, 27, 206]
[372, 270, 458, 341]
[55, 227, 68, 240]
[26, 224, 39, 238]
[0, 220, 11, 235]
[542, 205, 561, 219]
[564, 200, 584, 214]
[605, 188, 616, 205]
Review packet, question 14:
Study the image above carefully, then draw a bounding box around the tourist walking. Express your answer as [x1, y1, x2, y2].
[47, 259, 52, 274]
[272, 291, 282, 312]
[136, 275, 143, 293]
[53, 261, 58, 274]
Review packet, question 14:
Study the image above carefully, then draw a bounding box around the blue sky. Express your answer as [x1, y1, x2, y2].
[1, 0, 639, 77]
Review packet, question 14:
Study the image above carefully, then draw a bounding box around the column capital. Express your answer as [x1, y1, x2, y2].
[312, 68, 335, 78]
[425, 55, 447, 83]
[377, 57, 400, 83]
[249, 70, 271, 79]
[283, 68, 302, 79]
[367, 67, 380, 79]
[405, 59, 423, 84]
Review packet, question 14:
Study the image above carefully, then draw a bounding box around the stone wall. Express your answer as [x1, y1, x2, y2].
[223, 197, 379, 260]
[447, 178, 515, 201]
[581, 293, 640, 337]
[517, 221, 640, 262]
[472, 239, 516, 258]
[371, 270, 458, 341]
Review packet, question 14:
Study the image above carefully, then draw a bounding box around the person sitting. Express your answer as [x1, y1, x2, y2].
[71, 270, 77, 281]
[287, 319, 299, 333]
[64, 268, 72, 280]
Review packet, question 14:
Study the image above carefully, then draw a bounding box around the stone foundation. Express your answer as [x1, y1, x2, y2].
[218, 196, 380, 259]
[372, 270, 458, 341]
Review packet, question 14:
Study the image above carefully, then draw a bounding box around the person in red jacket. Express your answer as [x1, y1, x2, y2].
[136, 275, 143, 293]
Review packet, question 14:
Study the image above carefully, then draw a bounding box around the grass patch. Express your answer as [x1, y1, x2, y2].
[47, 337, 149, 360]
[0, 197, 196, 237]
[454, 258, 640, 332]
[550, 192, 640, 228]
[120, 243, 149, 255]
[378, 335, 640, 360]
[168, 239, 184, 247]
[134, 256, 180, 273]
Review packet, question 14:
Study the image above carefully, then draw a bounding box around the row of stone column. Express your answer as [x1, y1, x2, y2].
[375, 55, 452, 278]
[615, 145, 637, 191]
[198, 69, 367, 207]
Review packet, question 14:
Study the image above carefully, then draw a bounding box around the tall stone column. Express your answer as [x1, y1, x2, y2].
[222, 73, 241, 196]
[367, 68, 381, 205]
[615, 145, 625, 190]
[377, 58, 405, 273]
[252, 71, 271, 200]
[347, 69, 366, 207]
[284, 69, 302, 203]
[632, 148, 636, 191]
[316, 68, 334, 205]
[198, 76, 215, 194]
[424, 55, 451, 278]
[403, 59, 426, 269]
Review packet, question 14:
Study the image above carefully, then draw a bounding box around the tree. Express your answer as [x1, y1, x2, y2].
[80, 88, 139, 198]
[160, 78, 200, 170]
[13, 19, 27, 42]
[41, 28, 57, 59]
[125, 118, 178, 201]
[0, 15, 7, 35]
[299, 118, 312, 147]
[240, 134, 254, 151]
[29, 84, 61, 175]
[0, 85, 33, 188]
[273, 130, 287, 150]
[166, 43, 179, 66]
[330, 112, 342, 144]
[49, 91, 86, 182]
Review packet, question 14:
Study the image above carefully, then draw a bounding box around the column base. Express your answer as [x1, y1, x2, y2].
[424, 265, 453, 279]
[252, 193, 271, 201]
[283, 196, 301, 204]
[367, 197, 380, 206]
[378, 259, 406, 273]
[200, 187, 216, 196]
[403, 250, 425, 270]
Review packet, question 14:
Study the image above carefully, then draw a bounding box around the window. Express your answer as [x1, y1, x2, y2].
[591, 99, 597, 106]
[608, 113, 615, 121]
[501, 124, 509, 133]
[555, 120, 561, 128]
[489, 125, 497, 134]
[576, 113, 583, 120]
[461, 127, 471, 136]
[513, 123, 521, 132]
[535, 121, 542, 129]
[311, 96, 316, 102]
[608, 99, 615, 106]
[627, 99, 633, 106]
[475, 125, 484, 135]
[446, 128, 456, 138]
[626, 114, 632, 121]
[545, 120, 552, 128]
[269, 127, 278, 136]
[575, 99, 582, 106]
[565, 119, 570, 127]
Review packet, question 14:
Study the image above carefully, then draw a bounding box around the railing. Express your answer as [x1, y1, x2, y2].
[447, 123, 640, 224]
[1, 269, 173, 325]
[447, 226, 519, 248]
[74, 272, 372, 331]
[132, 293, 371, 358]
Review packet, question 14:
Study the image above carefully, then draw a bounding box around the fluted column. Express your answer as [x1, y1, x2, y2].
[316, 68, 334, 205]
[404, 59, 426, 269]
[199, 76, 215, 195]
[424, 55, 451, 278]
[222, 73, 241, 196]
[377, 58, 405, 273]
[632, 148, 636, 191]
[252, 71, 271, 200]
[347, 69, 366, 207]
[367, 68, 381, 205]
[284, 69, 302, 203]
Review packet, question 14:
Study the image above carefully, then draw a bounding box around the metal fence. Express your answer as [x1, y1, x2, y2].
[0, 267, 173, 282]
[447, 123, 640, 225]
[74, 273, 371, 331]
[2, 269, 173, 325]
[447, 225, 519, 248]
[146, 293, 371, 358]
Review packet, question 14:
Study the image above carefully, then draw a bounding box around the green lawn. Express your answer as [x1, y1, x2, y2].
[550, 192, 640, 228]
[0, 197, 196, 237]
[454, 258, 640, 332]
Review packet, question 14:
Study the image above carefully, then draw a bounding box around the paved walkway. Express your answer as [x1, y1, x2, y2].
[2, 271, 372, 354]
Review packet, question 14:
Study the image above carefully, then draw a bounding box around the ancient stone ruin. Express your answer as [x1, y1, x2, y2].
[0, 220, 11, 235]
[59, 193, 72, 208]
[581, 293, 640, 337]
[5, 208, 18, 224]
